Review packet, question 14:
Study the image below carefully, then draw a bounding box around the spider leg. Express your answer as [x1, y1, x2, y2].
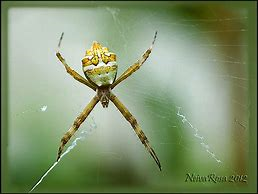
[111, 31, 157, 89]
[57, 95, 99, 161]
[109, 92, 161, 171]
[56, 32, 97, 91]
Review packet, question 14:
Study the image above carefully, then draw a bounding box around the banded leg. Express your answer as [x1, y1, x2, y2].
[111, 31, 157, 89]
[56, 32, 96, 91]
[110, 92, 161, 171]
[57, 95, 99, 161]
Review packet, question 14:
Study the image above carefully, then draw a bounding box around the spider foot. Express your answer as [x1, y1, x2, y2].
[56, 146, 63, 162]
[145, 143, 162, 171]
[56, 136, 69, 161]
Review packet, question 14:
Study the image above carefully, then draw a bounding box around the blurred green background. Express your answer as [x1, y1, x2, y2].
[1, 1, 257, 193]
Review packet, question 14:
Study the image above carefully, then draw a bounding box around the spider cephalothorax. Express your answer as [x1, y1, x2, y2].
[55, 31, 161, 171]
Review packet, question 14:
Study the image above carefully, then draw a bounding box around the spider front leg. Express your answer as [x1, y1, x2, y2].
[57, 95, 99, 161]
[111, 31, 157, 89]
[56, 32, 96, 91]
[110, 92, 161, 171]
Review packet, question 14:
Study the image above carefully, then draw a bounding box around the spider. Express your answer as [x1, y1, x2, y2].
[55, 31, 161, 171]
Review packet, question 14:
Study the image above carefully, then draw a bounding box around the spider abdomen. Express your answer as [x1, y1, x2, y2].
[82, 41, 118, 87]
[83, 62, 117, 86]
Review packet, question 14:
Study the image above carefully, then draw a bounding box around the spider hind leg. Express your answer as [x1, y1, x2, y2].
[56, 95, 99, 161]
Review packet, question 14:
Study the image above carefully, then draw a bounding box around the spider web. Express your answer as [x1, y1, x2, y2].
[6, 2, 255, 192]
[102, 4, 249, 177]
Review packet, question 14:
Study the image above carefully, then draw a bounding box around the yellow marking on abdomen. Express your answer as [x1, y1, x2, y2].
[85, 65, 117, 86]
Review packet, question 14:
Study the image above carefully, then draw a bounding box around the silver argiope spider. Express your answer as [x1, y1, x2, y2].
[56, 31, 161, 171]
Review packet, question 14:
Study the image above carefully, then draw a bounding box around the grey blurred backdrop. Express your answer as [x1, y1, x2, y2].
[2, 1, 256, 193]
